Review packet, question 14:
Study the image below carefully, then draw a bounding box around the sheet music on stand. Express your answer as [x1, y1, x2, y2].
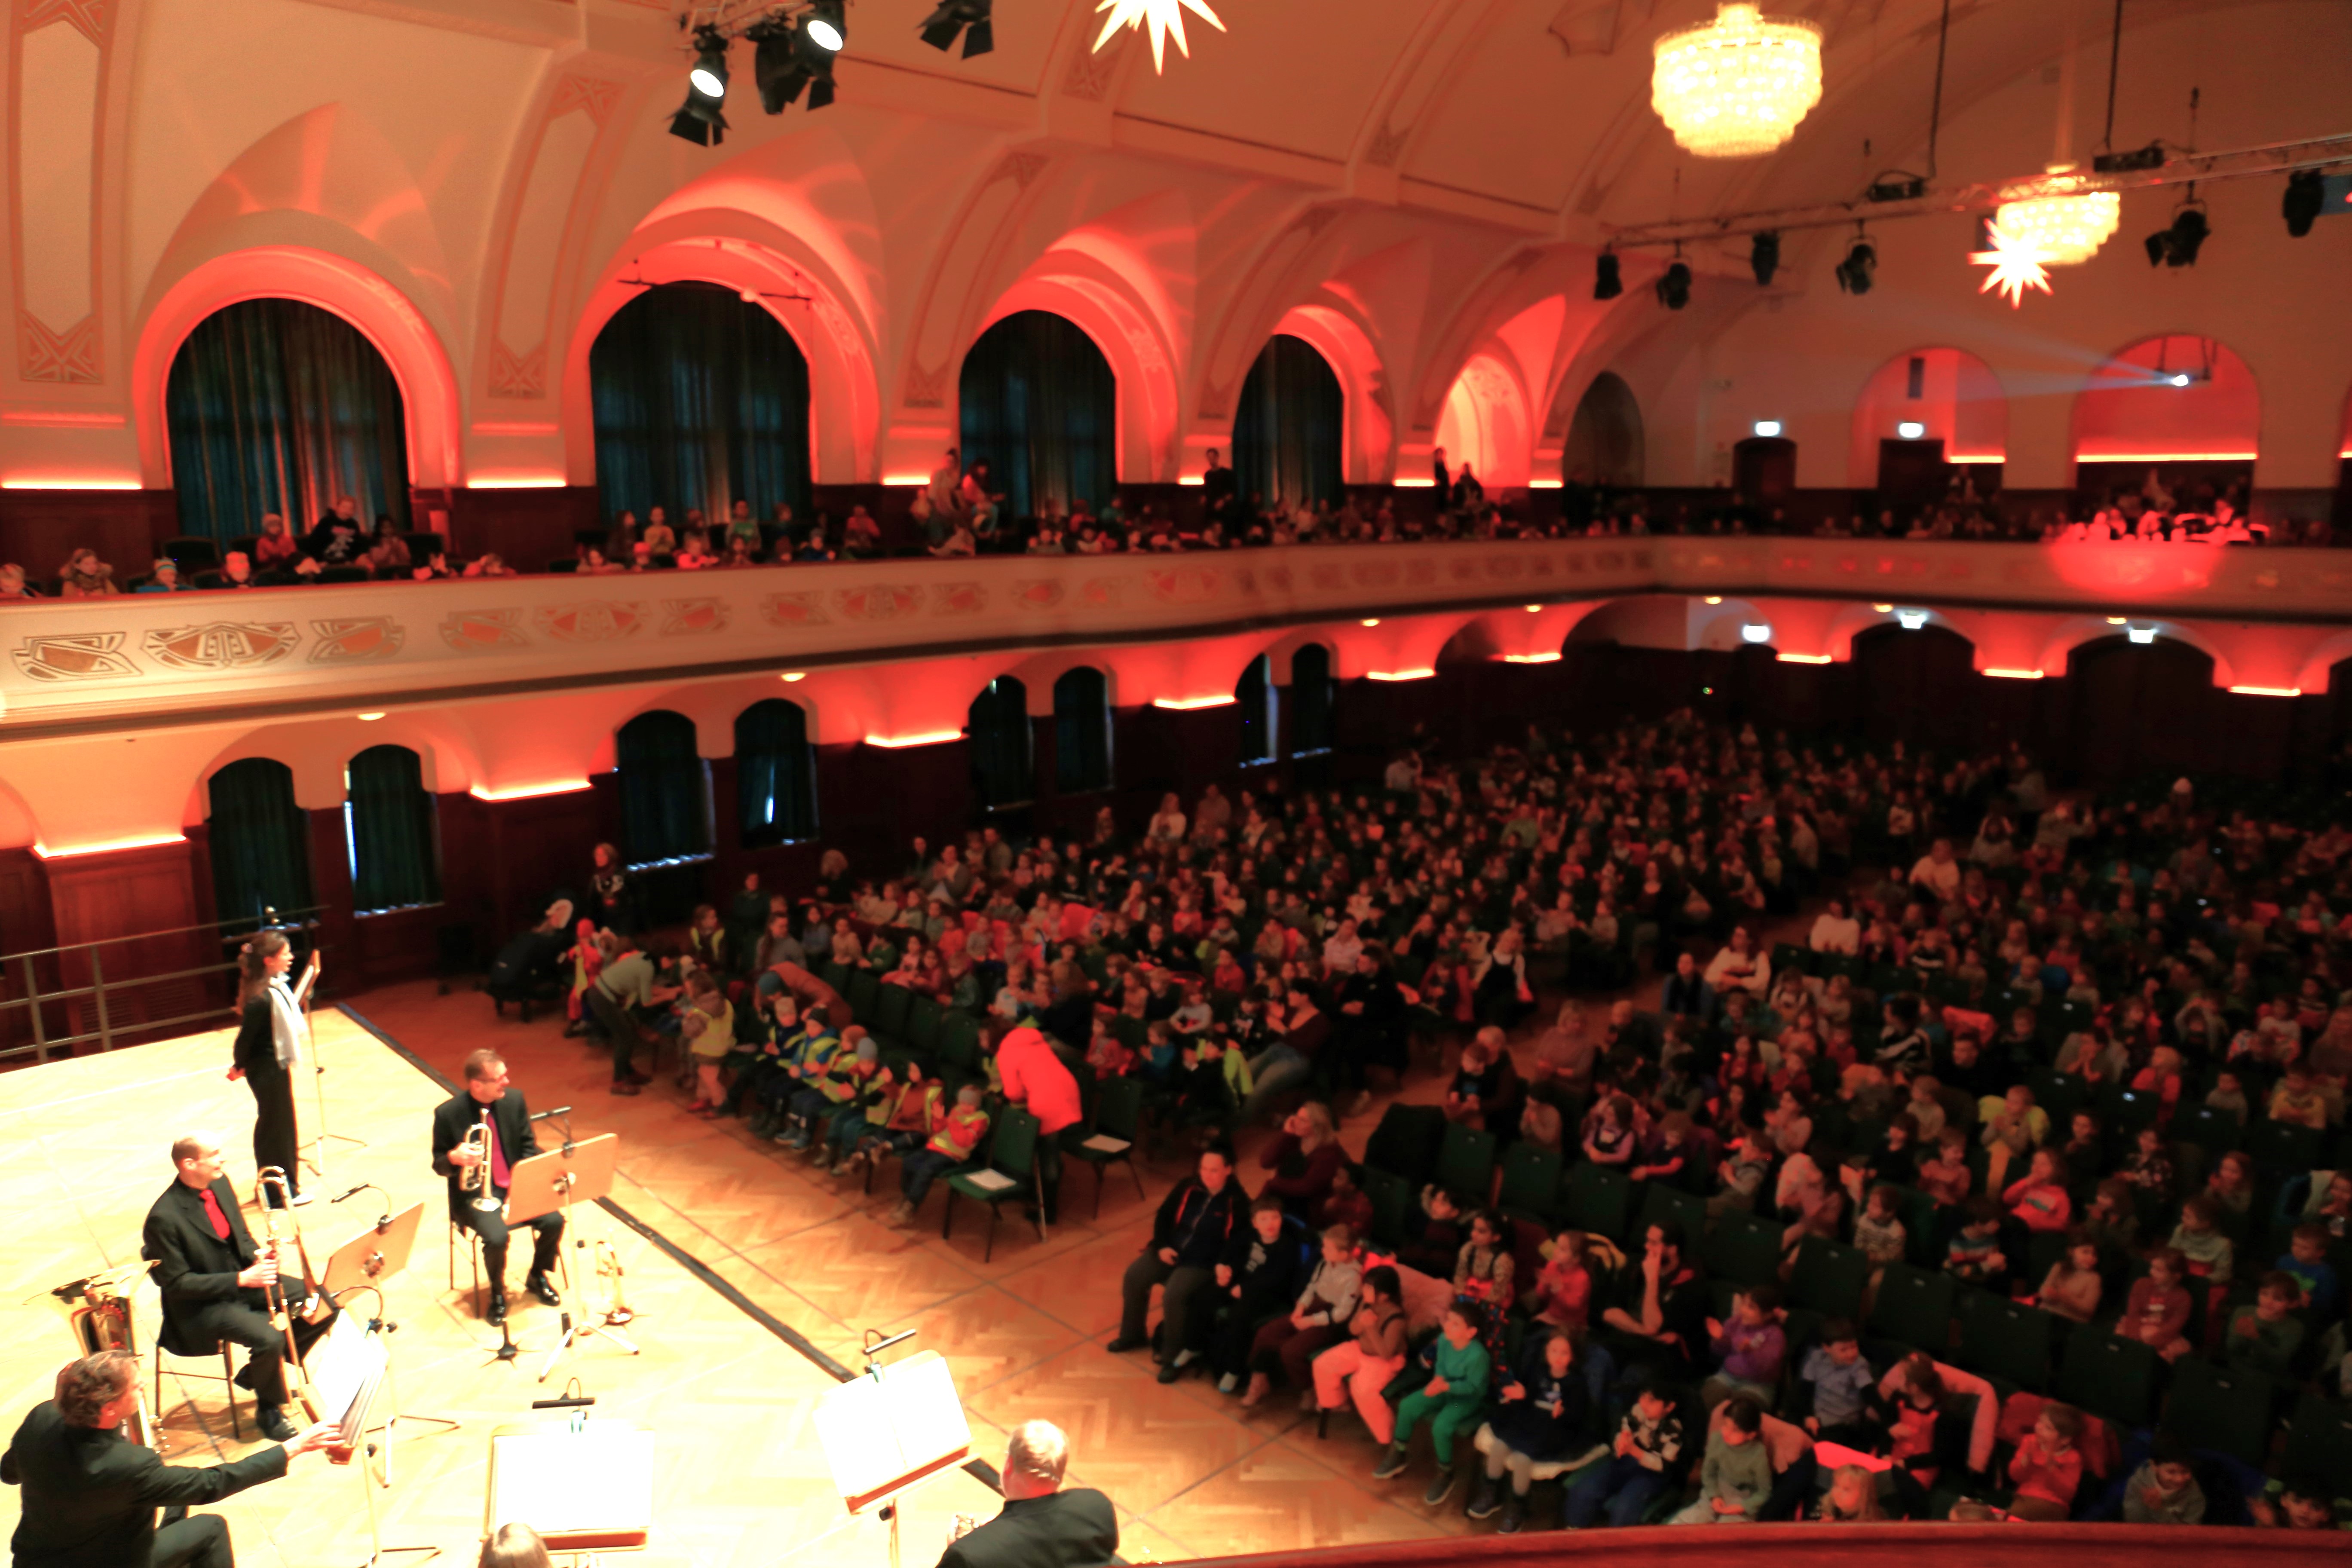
[812, 1351, 973, 1514]
[307, 1311, 389, 1452]
[485, 1421, 654, 1552]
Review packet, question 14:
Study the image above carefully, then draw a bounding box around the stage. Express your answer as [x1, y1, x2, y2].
[0, 1010, 1004, 1568]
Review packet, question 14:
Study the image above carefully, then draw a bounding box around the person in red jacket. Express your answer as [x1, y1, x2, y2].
[996, 1025, 1081, 1225]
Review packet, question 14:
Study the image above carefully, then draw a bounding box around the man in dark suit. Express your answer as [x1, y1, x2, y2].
[141, 1135, 333, 1443]
[3, 1350, 336, 1568]
[936, 1421, 1115, 1568]
[1200, 447, 1235, 527]
[431, 1049, 563, 1325]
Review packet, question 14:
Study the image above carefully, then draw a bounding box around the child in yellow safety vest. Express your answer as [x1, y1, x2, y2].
[806, 1032, 885, 1167]
[838, 1063, 943, 1179]
[886, 1082, 991, 1226]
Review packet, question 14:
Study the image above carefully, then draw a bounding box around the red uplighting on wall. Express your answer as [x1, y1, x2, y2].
[1498, 652, 1562, 664]
[1982, 667, 2046, 680]
[467, 475, 567, 490]
[1152, 695, 1236, 709]
[864, 730, 962, 748]
[2227, 685, 2302, 698]
[1775, 652, 1834, 664]
[2073, 450, 2258, 463]
[470, 780, 592, 801]
[2, 477, 141, 490]
[32, 833, 187, 859]
[1366, 668, 1436, 681]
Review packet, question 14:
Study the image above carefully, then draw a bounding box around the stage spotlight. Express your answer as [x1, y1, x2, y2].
[1834, 236, 1876, 295]
[919, 0, 995, 57]
[688, 29, 729, 98]
[2145, 204, 2208, 267]
[804, 0, 847, 51]
[671, 30, 730, 144]
[2284, 170, 2323, 237]
[753, 19, 810, 110]
[1749, 231, 1780, 286]
[1656, 258, 1691, 309]
[1593, 251, 1623, 300]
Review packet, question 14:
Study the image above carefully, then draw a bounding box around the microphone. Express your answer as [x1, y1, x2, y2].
[530, 1395, 595, 1409]
[332, 1185, 369, 1203]
[530, 1106, 573, 1121]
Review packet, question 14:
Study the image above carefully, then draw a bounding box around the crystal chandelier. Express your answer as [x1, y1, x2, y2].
[1651, 3, 1824, 159]
[1993, 164, 2121, 265]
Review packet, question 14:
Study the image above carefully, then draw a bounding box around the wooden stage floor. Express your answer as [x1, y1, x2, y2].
[0, 991, 1482, 1565]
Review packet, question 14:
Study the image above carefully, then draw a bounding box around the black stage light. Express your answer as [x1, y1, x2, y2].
[2284, 170, 2323, 237]
[1656, 259, 1691, 310]
[2145, 205, 2208, 267]
[919, 0, 994, 57]
[671, 30, 730, 144]
[1593, 251, 1622, 300]
[804, 0, 846, 52]
[753, 19, 810, 111]
[1749, 231, 1780, 285]
[1834, 237, 1875, 295]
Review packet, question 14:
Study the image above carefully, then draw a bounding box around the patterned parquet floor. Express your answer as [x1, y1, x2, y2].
[346, 977, 1490, 1562]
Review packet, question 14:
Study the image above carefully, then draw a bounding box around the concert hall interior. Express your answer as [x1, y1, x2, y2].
[3, 0, 2352, 1566]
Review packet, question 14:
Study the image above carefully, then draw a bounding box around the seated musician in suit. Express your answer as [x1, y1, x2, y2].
[936, 1421, 1116, 1568]
[431, 1049, 563, 1325]
[141, 1135, 336, 1444]
[3, 1349, 337, 1568]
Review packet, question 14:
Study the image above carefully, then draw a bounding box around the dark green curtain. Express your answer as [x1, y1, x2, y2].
[968, 678, 1033, 809]
[737, 700, 818, 848]
[1053, 668, 1112, 795]
[959, 311, 1114, 520]
[616, 710, 711, 865]
[1236, 655, 1277, 765]
[165, 299, 411, 545]
[208, 758, 314, 932]
[346, 744, 441, 913]
[590, 282, 812, 528]
[1231, 334, 1343, 508]
[1290, 643, 1335, 754]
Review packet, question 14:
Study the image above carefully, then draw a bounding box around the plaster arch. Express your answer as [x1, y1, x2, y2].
[2038, 619, 2239, 688]
[132, 243, 462, 491]
[1272, 301, 1394, 484]
[971, 256, 1181, 483]
[1434, 348, 1534, 489]
[2073, 335, 2261, 464]
[1851, 346, 2010, 482]
[186, 715, 487, 818]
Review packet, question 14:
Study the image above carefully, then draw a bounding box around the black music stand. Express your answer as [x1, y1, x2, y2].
[321, 1204, 459, 1488]
[501, 1130, 638, 1383]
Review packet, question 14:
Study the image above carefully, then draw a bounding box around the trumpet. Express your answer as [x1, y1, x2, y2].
[460, 1112, 502, 1213]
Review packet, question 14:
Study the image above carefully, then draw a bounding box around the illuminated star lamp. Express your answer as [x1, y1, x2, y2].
[1092, 0, 1223, 72]
[1651, 3, 1824, 159]
[1970, 221, 2055, 309]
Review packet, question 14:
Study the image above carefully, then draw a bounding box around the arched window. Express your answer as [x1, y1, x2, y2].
[968, 677, 1033, 810]
[1289, 644, 1335, 756]
[1562, 372, 1645, 487]
[590, 282, 813, 530]
[1053, 668, 1113, 795]
[737, 700, 818, 848]
[1236, 655, 1277, 766]
[615, 711, 710, 867]
[959, 311, 1115, 520]
[1232, 334, 1343, 508]
[165, 299, 410, 545]
[208, 758, 314, 932]
[345, 745, 440, 915]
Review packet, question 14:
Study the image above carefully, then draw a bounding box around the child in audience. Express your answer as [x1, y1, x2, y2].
[1708, 1127, 1771, 1217]
[1916, 1127, 1972, 1206]
[886, 1081, 988, 1224]
[1816, 1463, 1884, 1522]
[2034, 1228, 2104, 1323]
[2122, 1434, 2206, 1525]
[2204, 1070, 2250, 1125]
[2170, 1195, 2236, 1319]
[1563, 1381, 1687, 1529]
[1700, 1284, 1785, 1410]
[1466, 1329, 1599, 1534]
[1853, 1184, 1909, 1296]
[1207, 1197, 1312, 1393]
[2226, 1272, 2308, 1378]
[2004, 1403, 2082, 1522]
[843, 1060, 940, 1177]
[1668, 1396, 1770, 1525]
[1945, 1196, 2008, 1287]
[1239, 1222, 1360, 1406]
[2278, 1221, 2341, 1322]
[2118, 1124, 2176, 1204]
[1879, 1354, 1947, 1513]
[1526, 1228, 1593, 1332]
[1795, 1319, 1874, 1444]
[2269, 1062, 2330, 1130]
[1312, 1265, 1407, 1434]
[2003, 1147, 2073, 1234]
[1371, 1302, 1492, 1505]
[1452, 1209, 1516, 1316]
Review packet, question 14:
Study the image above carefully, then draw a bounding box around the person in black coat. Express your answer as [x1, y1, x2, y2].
[1202, 1198, 1313, 1384]
[484, 900, 574, 1020]
[1466, 1328, 1602, 1532]
[222, 932, 316, 1209]
[1106, 1146, 1249, 1381]
[3, 1350, 337, 1568]
[1330, 946, 1406, 1110]
[937, 1421, 1116, 1568]
[430, 1049, 564, 1325]
[141, 1136, 335, 1443]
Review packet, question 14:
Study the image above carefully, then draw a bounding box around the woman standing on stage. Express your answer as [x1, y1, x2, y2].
[225, 930, 317, 1208]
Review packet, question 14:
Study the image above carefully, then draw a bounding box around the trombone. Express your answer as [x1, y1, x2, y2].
[254, 1167, 331, 1432]
[460, 1112, 503, 1213]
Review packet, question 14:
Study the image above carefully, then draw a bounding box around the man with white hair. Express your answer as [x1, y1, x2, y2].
[935, 1421, 1116, 1568]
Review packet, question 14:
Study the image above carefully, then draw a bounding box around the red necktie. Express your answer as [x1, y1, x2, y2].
[489, 1118, 511, 1191]
[200, 1188, 231, 1241]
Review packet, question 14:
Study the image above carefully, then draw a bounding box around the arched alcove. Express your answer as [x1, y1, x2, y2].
[959, 311, 1116, 519]
[1562, 371, 1644, 487]
[164, 298, 411, 543]
[1434, 352, 1531, 490]
[588, 282, 813, 529]
[1231, 334, 1343, 507]
[1850, 347, 2007, 489]
[968, 676, 1033, 810]
[2073, 337, 2260, 506]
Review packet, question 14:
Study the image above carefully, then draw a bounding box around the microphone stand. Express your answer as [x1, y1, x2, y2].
[536, 1111, 639, 1384]
[274, 916, 361, 1185]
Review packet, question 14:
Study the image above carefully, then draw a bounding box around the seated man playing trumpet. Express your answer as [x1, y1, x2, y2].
[141, 1135, 337, 1444]
[431, 1049, 564, 1325]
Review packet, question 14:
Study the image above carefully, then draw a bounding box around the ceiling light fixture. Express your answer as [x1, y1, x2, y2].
[1593, 251, 1623, 300]
[918, 0, 993, 57]
[1897, 421, 1926, 439]
[1994, 164, 2120, 265]
[803, 0, 846, 52]
[2127, 624, 2159, 644]
[1752, 420, 1782, 438]
[670, 27, 731, 144]
[2283, 169, 2324, 236]
[1093, 0, 1224, 73]
[1651, 3, 1824, 159]
[1896, 609, 1929, 630]
[1969, 221, 2054, 308]
[1834, 232, 1875, 295]
[1656, 252, 1692, 309]
[1740, 622, 1773, 643]
[1749, 230, 1780, 285]
[2146, 199, 2209, 267]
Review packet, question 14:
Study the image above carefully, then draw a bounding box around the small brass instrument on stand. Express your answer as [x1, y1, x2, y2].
[594, 1239, 631, 1326]
[48, 1265, 157, 1451]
